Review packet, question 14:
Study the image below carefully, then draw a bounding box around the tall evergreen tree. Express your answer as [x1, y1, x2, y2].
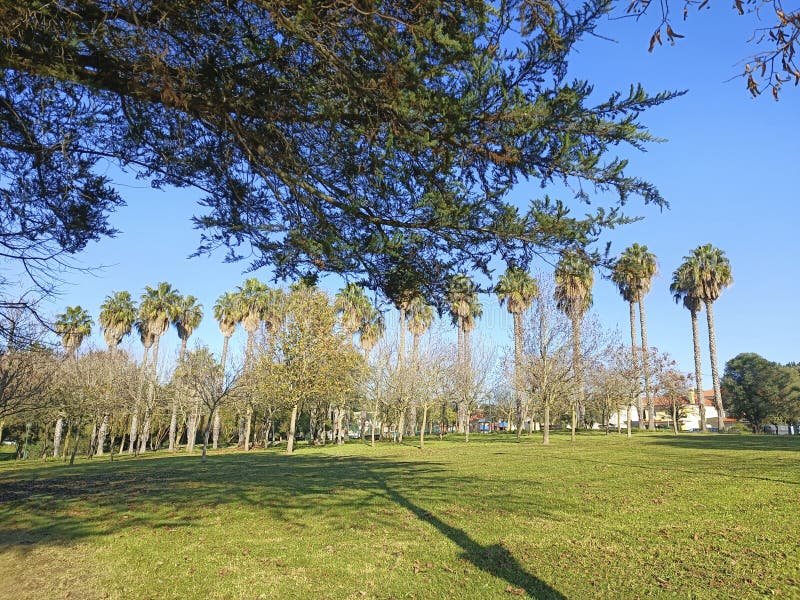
[447, 274, 481, 434]
[554, 251, 593, 441]
[685, 244, 733, 431]
[97, 290, 136, 455]
[137, 282, 180, 453]
[170, 294, 203, 452]
[53, 305, 92, 457]
[614, 244, 658, 430]
[98, 291, 136, 353]
[670, 263, 707, 431]
[212, 291, 240, 449]
[495, 267, 539, 438]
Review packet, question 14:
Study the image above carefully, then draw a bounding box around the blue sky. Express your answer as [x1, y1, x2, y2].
[27, 5, 800, 381]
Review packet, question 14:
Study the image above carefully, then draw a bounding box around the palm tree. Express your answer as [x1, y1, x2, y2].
[686, 244, 733, 431]
[614, 244, 658, 430]
[670, 263, 707, 431]
[406, 295, 434, 436]
[235, 278, 269, 364]
[97, 291, 136, 456]
[407, 295, 434, 365]
[262, 288, 285, 345]
[98, 291, 136, 353]
[137, 282, 180, 453]
[170, 295, 203, 452]
[52, 305, 93, 457]
[447, 274, 480, 435]
[234, 278, 269, 450]
[460, 296, 482, 441]
[495, 267, 539, 438]
[554, 251, 593, 442]
[128, 319, 155, 454]
[359, 307, 385, 359]
[212, 291, 239, 449]
[611, 263, 642, 429]
[54, 305, 93, 360]
[334, 283, 371, 338]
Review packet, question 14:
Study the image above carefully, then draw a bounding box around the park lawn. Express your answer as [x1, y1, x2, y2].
[0, 433, 798, 600]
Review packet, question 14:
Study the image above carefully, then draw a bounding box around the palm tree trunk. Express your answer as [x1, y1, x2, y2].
[513, 311, 524, 440]
[704, 301, 726, 431]
[169, 339, 189, 452]
[570, 314, 582, 442]
[638, 296, 655, 431]
[129, 345, 150, 454]
[690, 308, 707, 431]
[462, 326, 472, 435]
[456, 315, 464, 433]
[628, 300, 644, 430]
[139, 337, 161, 454]
[213, 335, 230, 450]
[398, 305, 407, 368]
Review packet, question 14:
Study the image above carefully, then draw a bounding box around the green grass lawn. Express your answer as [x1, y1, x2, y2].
[1, 432, 798, 599]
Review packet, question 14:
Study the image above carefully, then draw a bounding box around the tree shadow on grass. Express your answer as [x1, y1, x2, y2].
[646, 434, 799, 453]
[0, 451, 562, 594]
[380, 482, 565, 599]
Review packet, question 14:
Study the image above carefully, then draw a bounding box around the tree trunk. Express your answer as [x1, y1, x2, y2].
[371, 402, 377, 447]
[570, 314, 582, 443]
[513, 311, 524, 440]
[212, 409, 221, 449]
[139, 335, 160, 455]
[127, 408, 139, 454]
[69, 416, 83, 466]
[87, 420, 97, 458]
[628, 300, 644, 430]
[704, 301, 726, 432]
[168, 400, 179, 452]
[397, 410, 405, 444]
[460, 326, 472, 435]
[96, 414, 109, 456]
[638, 295, 655, 431]
[213, 334, 230, 450]
[286, 403, 298, 454]
[244, 404, 253, 451]
[672, 402, 679, 435]
[201, 407, 215, 462]
[542, 399, 550, 445]
[690, 308, 707, 432]
[398, 305, 407, 369]
[138, 410, 151, 455]
[456, 315, 464, 433]
[420, 406, 428, 449]
[62, 425, 71, 462]
[53, 415, 64, 458]
[140, 337, 160, 454]
[336, 407, 345, 445]
[627, 403, 632, 439]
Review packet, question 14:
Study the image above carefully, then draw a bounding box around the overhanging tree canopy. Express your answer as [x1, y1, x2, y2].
[0, 0, 678, 305]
